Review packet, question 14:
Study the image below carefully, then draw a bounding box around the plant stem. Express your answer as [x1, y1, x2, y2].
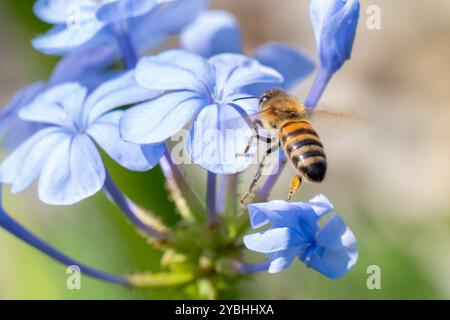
[206, 171, 217, 227]
[103, 170, 167, 240]
[304, 68, 332, 109]
[114, 21, 138, 69]
[235, 261, 270, 274]
[160, 145, 205, 221]
[0, 208, 128, 285]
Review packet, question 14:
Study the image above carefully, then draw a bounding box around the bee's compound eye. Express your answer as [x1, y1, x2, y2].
[260, 95, 270, 104]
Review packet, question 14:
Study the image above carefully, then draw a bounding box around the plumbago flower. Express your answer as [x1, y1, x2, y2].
[243, 195, 358, 278]
[33, 0, 208, 67]
[120, 50, 283, 174]
[0, 54, 118, 151]
[0, 72, 163, 205]
[305, 0, 360, 108]
[0, 82, 46, 150]
[180, 10, 315, 94]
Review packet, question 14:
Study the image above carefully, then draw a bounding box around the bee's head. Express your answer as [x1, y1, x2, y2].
[259, 88, 302, 113]
[258, 89, 285, 108]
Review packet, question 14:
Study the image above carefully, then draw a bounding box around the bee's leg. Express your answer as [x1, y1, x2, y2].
[287, 175, 302, 201]
[240, 120, 272, 156]
[240, 144, 279, 204]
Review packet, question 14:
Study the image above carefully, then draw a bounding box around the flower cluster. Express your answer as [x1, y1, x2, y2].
[0, 0, 360, 297]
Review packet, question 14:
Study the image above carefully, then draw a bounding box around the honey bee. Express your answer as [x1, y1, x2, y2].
[237, 88, 327, 203]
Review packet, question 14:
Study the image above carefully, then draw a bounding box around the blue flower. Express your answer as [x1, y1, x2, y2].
[0, 82, 46, 150]
[33, 0, 208, 61]
[0, 72, 164, 205]
[310, 0, 360, 74]
[119, 49, 283, 174]
[243, 195, 358, 278]
[0, 50, 118, 151]
[180, 10, 315, 94]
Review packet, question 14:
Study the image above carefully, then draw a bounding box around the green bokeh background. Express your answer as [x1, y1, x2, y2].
[1, 0, 450, 299]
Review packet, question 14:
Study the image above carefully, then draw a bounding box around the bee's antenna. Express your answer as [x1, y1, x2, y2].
[233, 96, 258, 102]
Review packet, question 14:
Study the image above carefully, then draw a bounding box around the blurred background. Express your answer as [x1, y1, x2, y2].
[0, 0, 450, 299]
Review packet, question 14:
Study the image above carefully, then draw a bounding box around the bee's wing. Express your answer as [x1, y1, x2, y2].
[306, 107, 368, 141]
[307, 108, 366, 122]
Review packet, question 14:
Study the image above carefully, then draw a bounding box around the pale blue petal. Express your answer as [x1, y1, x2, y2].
[120, 91, 205, 144]
[245, 42, 315, 94]
[185, 103, 254, 174]
[248, 201, 297, 229]
[135, 50, 213, 94]
[83, 71, 160, 125]
[310, 0, 360, 73]
[0, 82, 46, 150]
[267, 249, 298, 273]
[0, 127, 69, 193]
[87, 110, 162, 171]
[32, 20, 105, 55]
[209, 54, 283, 99]
[226, 93, 259, 116]
[0, 82, 46, 139]
[140, 0, 209, 35]
[306, 214, 358, 279]
[97, 0, 157, 23]
[307, 193, 334, 218]
[38, 134, 105, 205]
[141, 143, 166, 168]
[129, 0, 209, 54]
[180, 11, 242, 58]
[247, 201, 319, 237]
[33, 0, 99, 24]
[48, 36, 118, 89]
[19, 83, 87, 130]
[243, 227, 304, 254]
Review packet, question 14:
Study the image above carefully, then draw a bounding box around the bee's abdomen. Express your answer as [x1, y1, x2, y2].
[280, 120, 327, 182]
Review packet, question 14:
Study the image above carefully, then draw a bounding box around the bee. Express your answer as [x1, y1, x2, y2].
[237, 88, 327, 203]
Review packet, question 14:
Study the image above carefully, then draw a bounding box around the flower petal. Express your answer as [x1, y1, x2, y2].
[130, 0, 209, 54]
[305, 213, 358, 279]
[247, 200, 319, 237]
[310, 0, 360, 73]
[97, 0, 158, 23]
[185, 103, 254, 174]
[0, 82, 46, 137]
[135, 50, 213, 94]
[209, 54, 283, 99]
[38, 134, 105, 205]
[0, 127, 69, 193]
[120, 91, 205, 144]
[33, 0, 98, 24]
[48, 37, 118, 89]
[307, 193, 334, 218]
[267, 249, 298, 273]
[83, 71, 160, 124]
[32, 21, 105, 55]
[19, 83, 87, 130]
[148, 0, 209, 34]
[244, 42, 315, 95]
[141, 143, 166, 168]
[243, 227, 304, 254]
[180, 11, 242, 58]
[88, 110, 163, 171]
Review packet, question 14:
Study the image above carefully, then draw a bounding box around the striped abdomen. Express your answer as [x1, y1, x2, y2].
[280, 120, 327, 182]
